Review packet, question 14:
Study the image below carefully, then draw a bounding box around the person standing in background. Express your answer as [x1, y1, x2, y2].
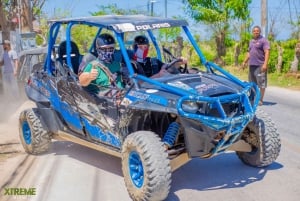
[0, 40, 20, 100]
[242, 26, 270, 106]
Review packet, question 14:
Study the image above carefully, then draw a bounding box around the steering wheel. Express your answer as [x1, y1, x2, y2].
[165, 58, 189, 74]
[165, 58, 182, 74]
[163, 47, 188, 74]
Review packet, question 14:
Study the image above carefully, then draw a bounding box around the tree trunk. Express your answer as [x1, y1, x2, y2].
[290, 42, 300, 73]
[1, 0, 44, 35]
[0, 1, 10, 41]
[21, 0, 33, 32]
[174, 36, 184, 57]
[276, 43, 283, 73]
[215, 30, 226, 65]
[188, 45, 193, 63]
[162, 45, 173, 63]
[234, 43, 240, 66]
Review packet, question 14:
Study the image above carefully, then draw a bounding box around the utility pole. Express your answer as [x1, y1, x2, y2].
[148, 0, 156, 16]
[151, 2, 154, 16]
[165, 0, 167, 18]
[151, 1, 156, 16]
[147, 1, 149, 15]
[261, 0, 268, 37]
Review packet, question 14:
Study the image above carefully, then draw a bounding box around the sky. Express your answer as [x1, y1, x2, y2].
[43, 0, 299, 40]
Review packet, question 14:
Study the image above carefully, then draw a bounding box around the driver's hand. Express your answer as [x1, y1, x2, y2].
[89, 68, 99, 80]
[173, 57, 187, 67]
[179, 57, 187, 65]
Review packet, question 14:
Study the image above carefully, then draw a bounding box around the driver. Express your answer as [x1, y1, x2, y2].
[132, 35, 187, 78]
[79, 33, 123, 95]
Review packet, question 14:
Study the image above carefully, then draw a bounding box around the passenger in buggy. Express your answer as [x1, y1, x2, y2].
[78, 33, 125, 97]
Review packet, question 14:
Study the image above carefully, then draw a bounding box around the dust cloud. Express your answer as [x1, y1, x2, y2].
[0, 81, 28, 123]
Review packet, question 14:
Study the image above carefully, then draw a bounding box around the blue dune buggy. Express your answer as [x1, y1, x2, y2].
[18, 15, 281, 201]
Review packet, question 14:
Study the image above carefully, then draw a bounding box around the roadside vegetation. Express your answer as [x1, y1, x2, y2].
[194, 40, 300, 90]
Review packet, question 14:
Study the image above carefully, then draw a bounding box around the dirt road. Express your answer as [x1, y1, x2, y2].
[0, 86, 300, 201]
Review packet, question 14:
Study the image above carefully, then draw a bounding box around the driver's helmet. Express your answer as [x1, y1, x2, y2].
[133, 35, 149, 62]
[95, 33, 115, 63]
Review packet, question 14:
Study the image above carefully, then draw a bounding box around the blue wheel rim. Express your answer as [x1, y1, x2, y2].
[128, 151, 144, 188]
[22, 121, 31, 145]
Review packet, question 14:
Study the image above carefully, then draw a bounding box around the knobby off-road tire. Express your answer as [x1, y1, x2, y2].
[236, 109, 281, 167]
[19, 109, 51, 154]
[122, 131, 171, 201]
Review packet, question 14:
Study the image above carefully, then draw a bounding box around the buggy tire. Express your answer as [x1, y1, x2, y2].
[122, 131, 171, 201]
[236, 109, 281, 167]
[19, 109, 51, 154]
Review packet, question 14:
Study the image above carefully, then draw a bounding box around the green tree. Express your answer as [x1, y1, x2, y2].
[0, 0, 46, 40]
[0, 0, 19, 40]
[71, 25, 98, 53]
[158, 25, 181, 44]
[182, 0, 252, 64]
[89, 4, 143, 44]
[91, 4, 142, 16]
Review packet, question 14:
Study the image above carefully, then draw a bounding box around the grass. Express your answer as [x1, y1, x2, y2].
[223, 65, 300, 91]
[268, 73, 300, 90]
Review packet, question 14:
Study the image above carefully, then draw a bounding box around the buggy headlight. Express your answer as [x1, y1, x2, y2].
[182, 101, 199, 113]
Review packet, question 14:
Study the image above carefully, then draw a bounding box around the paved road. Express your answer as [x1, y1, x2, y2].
[0, 86, 299, 201]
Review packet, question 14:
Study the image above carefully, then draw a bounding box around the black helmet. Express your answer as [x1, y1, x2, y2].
[96, 33, 115, 49]
[96, 33, 115, 63]
[134, 35, 149, 45]
[133, 35, 149, 51]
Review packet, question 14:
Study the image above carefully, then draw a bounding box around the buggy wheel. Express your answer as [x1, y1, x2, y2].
[19, 109, 51, 154]
[122, 131, 171, 201]
[236, 109, 281, 167]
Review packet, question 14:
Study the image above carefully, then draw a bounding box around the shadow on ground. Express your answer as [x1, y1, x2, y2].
[45, 141, 283, 201]
[166, 153, 283, 201]
[49, 141, 123, 176]
[262, 101, 277, 106]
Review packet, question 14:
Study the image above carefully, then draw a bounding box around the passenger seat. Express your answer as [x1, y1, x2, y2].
[57, 40, 81, 74]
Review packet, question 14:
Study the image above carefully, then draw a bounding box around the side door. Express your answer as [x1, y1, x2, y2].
[71, 83, 122, 148]
[55, 72, 85, 134]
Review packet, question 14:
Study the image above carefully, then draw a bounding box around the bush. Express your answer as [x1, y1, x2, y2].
[221, 39, 297, 73]
[268, 39, 298, 73]
[268, 42, 278, 73]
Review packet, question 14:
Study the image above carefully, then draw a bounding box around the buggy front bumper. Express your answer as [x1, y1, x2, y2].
[177, 82, 260, 157]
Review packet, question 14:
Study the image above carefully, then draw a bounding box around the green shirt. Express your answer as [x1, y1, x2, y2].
[83, 59, 123, 94]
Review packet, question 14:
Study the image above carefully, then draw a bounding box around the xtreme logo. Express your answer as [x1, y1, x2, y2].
[3, 188, 36, 196]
